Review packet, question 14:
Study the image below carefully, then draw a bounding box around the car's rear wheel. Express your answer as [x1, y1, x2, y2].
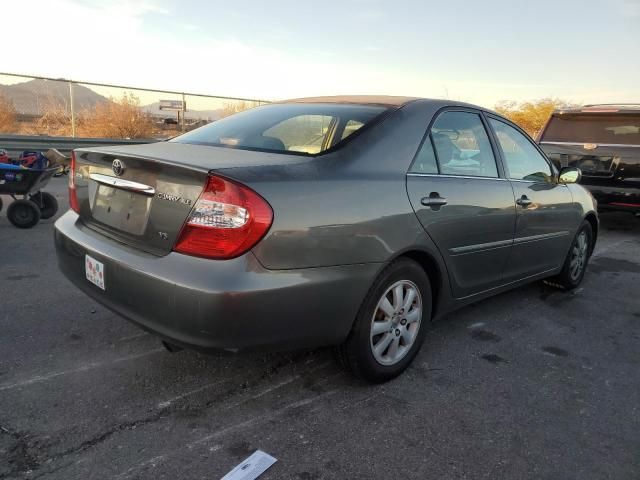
[337, 258, 431, 383]
[545, 220, 593, 290]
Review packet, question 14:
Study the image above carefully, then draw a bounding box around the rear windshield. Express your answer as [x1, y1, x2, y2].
[541, 113, 640, 145]
[171, 103, 388, 155]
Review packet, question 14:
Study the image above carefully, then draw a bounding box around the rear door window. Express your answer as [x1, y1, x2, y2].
[430, 111, 499, 178]
[490, 118, 553, 182]
[341, 120, 365, 140]
[409, 136, 439, 174]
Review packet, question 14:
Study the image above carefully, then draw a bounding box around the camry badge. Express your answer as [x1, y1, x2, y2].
[156, 192, 193, 206]
[112, 159, 125, 176]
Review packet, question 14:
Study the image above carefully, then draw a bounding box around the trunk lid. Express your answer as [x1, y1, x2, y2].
[73, 142, 307, 255]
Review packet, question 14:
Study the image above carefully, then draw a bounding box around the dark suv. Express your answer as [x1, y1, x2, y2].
[538, 104, 640, 214]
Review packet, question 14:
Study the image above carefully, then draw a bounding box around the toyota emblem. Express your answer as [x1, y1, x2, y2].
[112, 159, 125, 176]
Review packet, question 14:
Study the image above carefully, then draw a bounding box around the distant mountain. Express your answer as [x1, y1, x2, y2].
[142, 101, 225, 121]
[0, 79, 108, 115]
[0, 79, 229, 121]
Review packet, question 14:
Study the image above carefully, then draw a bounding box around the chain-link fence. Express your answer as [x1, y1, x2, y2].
[0, 72, 269, 140]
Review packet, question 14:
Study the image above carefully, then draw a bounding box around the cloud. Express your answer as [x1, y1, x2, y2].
[2, 0, 634, 109]
[180, 23, 200, 31]
[355, 10, 385, 21]
[76, 0, 170, 16]
[620, 0, 640, 16]
[1, 0, 403, 101]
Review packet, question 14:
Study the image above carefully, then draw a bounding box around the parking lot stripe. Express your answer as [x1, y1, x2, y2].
[157, 379, 229, 409]
[154, 360, 331, 410]
[0, 348, 164, 391]
[117, 332, 150, 342]
[115, 388, 339, 480]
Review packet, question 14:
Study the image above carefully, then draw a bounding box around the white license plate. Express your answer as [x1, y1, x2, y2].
[85, 254, 105, 290]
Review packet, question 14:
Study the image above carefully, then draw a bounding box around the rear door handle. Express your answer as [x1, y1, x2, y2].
[421, 193, 447, 208]
[516, 195, 532, 208]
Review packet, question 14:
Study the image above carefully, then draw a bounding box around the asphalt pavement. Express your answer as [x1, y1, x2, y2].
[1, 177, 639, 479]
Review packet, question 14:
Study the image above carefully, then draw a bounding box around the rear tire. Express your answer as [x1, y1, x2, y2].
[30, 191, 58, 219]
[7, 199, 41, 228]
[0, 197, 3, 213]
[336, 258, 431, 383]
[545, 220, 593, 290]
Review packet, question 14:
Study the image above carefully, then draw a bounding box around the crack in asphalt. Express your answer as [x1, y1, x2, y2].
[0, 425, 39, 479]
[10, 349, 331, 479]
[115, 376, 343, 480]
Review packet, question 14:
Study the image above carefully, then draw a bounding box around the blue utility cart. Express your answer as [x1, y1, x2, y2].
[0, 164, 60, 228]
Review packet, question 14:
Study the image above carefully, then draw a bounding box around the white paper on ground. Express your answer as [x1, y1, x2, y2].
[220, 450, 277, 480]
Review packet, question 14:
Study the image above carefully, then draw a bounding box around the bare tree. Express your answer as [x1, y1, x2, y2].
[0, 93, 17, 133]
[33, 96, 74, 136]
[495, 98, 577, 137]
[82, 92, 154, 139]
[220, 100, 259, 118]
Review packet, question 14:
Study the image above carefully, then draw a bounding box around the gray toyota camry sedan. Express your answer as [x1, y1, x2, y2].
[54, 96, 598, 382]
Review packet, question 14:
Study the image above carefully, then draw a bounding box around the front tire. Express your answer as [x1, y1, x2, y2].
[546, 220, 593, 290]
[337, 258, 431, 383]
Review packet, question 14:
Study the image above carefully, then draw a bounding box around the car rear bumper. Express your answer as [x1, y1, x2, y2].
[54, 211, 380, 351]
[585, 184, 640, 213]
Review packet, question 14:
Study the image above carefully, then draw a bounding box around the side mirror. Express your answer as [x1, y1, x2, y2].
[558, 167, 582, 184]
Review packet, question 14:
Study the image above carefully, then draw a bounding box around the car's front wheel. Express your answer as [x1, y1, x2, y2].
[337, 258, 431, 383]
[546, 220, 593, 290]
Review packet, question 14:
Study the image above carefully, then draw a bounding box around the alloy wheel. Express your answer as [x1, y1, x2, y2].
[569, 231, 588, 281]
[370, 280, 422, 366]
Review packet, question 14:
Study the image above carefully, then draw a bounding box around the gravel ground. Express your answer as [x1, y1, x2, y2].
[1, 177, 639, 479]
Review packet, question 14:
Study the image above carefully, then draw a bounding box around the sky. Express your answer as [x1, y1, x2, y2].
[2, 0, 639, 108]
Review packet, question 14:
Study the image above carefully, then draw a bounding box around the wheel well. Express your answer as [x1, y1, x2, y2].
[397, 250, 442, 319]
[584, 213, 598, 255]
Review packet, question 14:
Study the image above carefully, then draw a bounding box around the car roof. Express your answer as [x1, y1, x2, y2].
[279, 95, 421, 107]
[278, 95, 496, 112]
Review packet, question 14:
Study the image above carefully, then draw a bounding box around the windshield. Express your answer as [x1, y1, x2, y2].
[171, 103, 388, 155]
[541, 113, 640, 145]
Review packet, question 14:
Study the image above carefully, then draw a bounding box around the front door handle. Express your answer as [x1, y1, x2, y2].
[421, 193, 447, 208]
[516, 195, 532, 208]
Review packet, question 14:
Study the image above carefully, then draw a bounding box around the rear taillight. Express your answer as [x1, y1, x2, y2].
[69, 151, 80, 213]
[174, 175, 273, 260]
